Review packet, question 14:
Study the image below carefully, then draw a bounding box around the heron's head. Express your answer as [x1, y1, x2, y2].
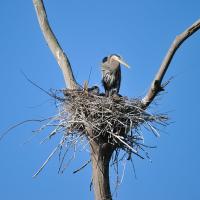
[102, 54, 130, 69]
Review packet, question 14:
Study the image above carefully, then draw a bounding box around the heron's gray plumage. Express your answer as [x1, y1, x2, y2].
[101, 55, 122, 97]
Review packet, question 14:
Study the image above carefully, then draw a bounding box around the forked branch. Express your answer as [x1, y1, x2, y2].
[32, 2, 200, 200]
[142, 19, 200, 108]
[33, 0, 78, 89]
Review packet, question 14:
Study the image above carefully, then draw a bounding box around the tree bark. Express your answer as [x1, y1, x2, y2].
[90, 141, 113, 200]
[33, 0, 78, 89]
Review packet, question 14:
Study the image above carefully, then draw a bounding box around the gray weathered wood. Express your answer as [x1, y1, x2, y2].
[142, 19, 200, 107]
[90, 141, 113, 200]
[33, 0, 78, 89]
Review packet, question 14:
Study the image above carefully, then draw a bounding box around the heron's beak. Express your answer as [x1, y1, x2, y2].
[114, 57, 130, 68]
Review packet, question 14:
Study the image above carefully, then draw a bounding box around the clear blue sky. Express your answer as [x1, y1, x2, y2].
[0, 1, 200, 200]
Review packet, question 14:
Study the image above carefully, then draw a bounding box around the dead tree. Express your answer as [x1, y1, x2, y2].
[32, 1, 200, 200]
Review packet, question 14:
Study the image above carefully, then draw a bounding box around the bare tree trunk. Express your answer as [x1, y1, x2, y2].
[90, 141, 113, 200]
[32, 1, 200, 199]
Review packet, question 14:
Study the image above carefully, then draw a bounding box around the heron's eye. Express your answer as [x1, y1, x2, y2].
[102, 56, 108, 63]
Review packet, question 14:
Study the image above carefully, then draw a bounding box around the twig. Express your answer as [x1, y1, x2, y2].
[0, 118, 50, 141]
[73, 160, 91, 174]
[113, 134, 135, 151]
[33, 145, 59, 177]
[21, 71, 64, 101]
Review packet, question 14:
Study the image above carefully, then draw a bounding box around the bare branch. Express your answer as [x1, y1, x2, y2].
[73, 160, 91, 174]
[142, 19, 200, 108]
[33, 145, 59, 177]
[0, 118, 51, 141]
[33, 0, 79, 89]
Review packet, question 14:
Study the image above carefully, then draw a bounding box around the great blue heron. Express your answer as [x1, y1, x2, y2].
[101, 54, 129, 97]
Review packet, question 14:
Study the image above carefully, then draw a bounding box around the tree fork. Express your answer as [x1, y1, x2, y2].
[32, 1, 200, 199]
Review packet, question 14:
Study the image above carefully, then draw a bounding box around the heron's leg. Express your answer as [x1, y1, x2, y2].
[105, 90, 109, 97]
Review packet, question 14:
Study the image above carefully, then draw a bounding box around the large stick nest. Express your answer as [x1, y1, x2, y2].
[30, 87, 168, 176]
[60, 89, 167, 158]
